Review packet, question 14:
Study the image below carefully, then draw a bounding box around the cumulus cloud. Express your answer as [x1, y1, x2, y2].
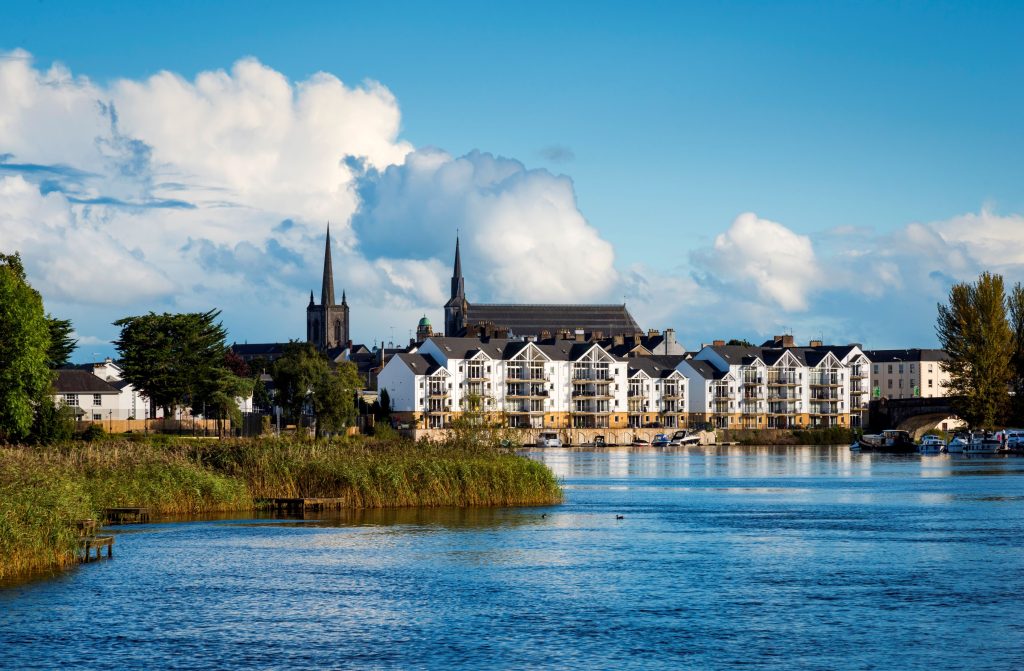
[0, 49, 622, 352]
[350, 148, 618, 303]
[692, 212, 822, 311]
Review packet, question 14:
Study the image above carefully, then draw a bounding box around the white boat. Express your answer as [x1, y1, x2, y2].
[918, 434, 946, 454]
[946, 435, 967, 454]
[964, 433, 1000, 456]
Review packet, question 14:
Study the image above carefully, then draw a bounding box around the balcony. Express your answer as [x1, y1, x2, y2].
[767, 373, 799, 386]
[505, 372, 548, 382]
[809, 375, 841, 387]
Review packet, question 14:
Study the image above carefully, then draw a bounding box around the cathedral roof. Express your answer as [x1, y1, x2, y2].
[464, 303, 640, 338]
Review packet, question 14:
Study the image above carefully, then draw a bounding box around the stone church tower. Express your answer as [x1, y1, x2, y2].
[444, 236, 468, 336]
[306, 226, 350, 350]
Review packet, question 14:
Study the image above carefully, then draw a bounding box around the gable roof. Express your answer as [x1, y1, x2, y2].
[682, 359, 725, 380]
[628, 356, 683, 379]
[395, 353, 444, 376]
[53, 370, 120, 394]
[465, 303, 640, 337]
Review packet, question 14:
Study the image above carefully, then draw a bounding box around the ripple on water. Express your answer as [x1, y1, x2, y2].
[2, 447, 1024, 670]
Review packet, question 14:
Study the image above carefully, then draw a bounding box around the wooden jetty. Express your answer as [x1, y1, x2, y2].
[77, 519, 114, 562]
[103, 507, 151, 524]
[259, 497, 349, 513]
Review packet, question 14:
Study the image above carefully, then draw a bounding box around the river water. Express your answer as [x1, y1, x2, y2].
[3, 446, 1024, 670]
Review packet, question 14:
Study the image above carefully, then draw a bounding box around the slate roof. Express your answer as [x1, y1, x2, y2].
[683, 359, 725, 380]
[231, 342, 290, 359]
[465, 303, 640, 337]
[627, 357, 682, 379]
[53, 370, 120, 394]
[864, 348, 949, 363]
[425, 336, 625, 363]
[395, 353, 444, 375]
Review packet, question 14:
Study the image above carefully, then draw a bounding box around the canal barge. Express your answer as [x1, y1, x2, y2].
[851, 429, 917, 453]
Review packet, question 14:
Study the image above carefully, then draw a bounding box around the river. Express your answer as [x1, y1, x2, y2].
[3, 446, 1024, 670]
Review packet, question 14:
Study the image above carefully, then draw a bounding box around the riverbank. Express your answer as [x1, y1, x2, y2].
[0, 436, 562, 582]
[717, 427, 857, 446]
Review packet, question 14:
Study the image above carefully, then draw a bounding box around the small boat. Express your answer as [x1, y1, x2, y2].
[999, 429, 1024, 454]
[918, 434, 946, 455]
[631, 438, 650, 447]
[856, 429, 917, 453]
[670, 430, 701, 446]
[946, 434, 967, 454]
[651, 433, 670, 447]
[964, 432, 1000, 456]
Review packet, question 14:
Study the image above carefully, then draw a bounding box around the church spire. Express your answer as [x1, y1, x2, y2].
[321, 224, 335, 306]
[450, 234, 464, 300]
[342, 289, 347, 305]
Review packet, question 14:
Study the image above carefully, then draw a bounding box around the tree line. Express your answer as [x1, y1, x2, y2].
[936, 271, 1024, 429]
[0, 251, 361, 443]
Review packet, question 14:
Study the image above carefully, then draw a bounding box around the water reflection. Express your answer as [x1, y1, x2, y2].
[529, 445, 1024, 482]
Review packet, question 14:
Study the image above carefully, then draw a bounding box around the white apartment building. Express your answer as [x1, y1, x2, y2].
[677, 339, 868, 429]
[378, 336, 686, 432]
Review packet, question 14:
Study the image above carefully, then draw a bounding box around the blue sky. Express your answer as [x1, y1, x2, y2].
[2, 1, 1023, 357]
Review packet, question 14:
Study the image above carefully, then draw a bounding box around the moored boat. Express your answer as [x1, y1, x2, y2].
[964, 432, 1000, 456]
[918, 434, 946, 454]
[946, 434, 967, 454]
[856, 429, 917, 453]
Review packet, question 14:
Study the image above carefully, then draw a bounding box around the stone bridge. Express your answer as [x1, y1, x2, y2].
[867, 397, 962, 436]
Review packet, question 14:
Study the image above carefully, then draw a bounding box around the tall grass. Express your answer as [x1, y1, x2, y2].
[0, 435, 562, 582]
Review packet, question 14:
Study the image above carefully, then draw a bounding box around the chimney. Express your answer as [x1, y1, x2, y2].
[591, 330, 604, 341]
[809, 339, 823, 348]
[613, 334, 625, 346]
[560, 329, 573, 340]
[665, 328, 676, 346]
[633, 332, 642, 346]
[713, 339, 725, 347]
[574, 329, 585, 343]
[495, 327, 509, 339]
[540, 329, 551, 341]
[648, 329, 660, 339]
[782, 335, 795, 348]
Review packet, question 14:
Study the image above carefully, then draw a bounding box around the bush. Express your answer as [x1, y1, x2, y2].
[80, 423, 106, 442]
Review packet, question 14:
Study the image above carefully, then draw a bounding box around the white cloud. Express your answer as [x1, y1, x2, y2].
[0, 50, 621, 352]
[692, 212, 822, 311]
[351, 148, 619, 303]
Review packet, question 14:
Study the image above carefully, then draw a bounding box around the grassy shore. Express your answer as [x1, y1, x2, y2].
[0, 435, 562, 582]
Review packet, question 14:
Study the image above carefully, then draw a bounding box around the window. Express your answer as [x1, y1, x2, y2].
[64, 394, 79, 406]
[928, 379, 934, 388]
[898, 379, 903, 388]
[898, 364, 904, 374]
[873, 364, 879, 374]
[92, 413, 102, 421]
[887, 380, 892, 389]
[93, 394, 102, 406]
[928, 364, 934, 373]
[888, 365, 892, 374]
[910, 364, 915, 374]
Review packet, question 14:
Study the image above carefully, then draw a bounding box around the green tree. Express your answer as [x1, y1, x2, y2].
[726, 338, 755, 347]
[313, 361, 362, 436]
[271, 342, 362, 437]
[271, 342, 325, 425]
[45, 315, 77, 368]
[936, 272, 1013, 428]
[113, 309, 232, 418]
[0, 253, 54, 441]
[1008, 282, 1024, 425]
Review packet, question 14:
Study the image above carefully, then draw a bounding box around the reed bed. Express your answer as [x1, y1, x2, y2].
[0, 435, 561, 582]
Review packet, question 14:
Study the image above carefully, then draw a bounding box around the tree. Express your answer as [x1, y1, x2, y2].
[1008, 282, 1024, 425]
[45, 315, 77, 368]
[271, 342, 362, 437]
[0, 253, 54, 441]
[313, 361, 362, 436]
[727, 338, 755, 347]
[113, 310, 232, 418]
[936, 272, 1013, 428]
